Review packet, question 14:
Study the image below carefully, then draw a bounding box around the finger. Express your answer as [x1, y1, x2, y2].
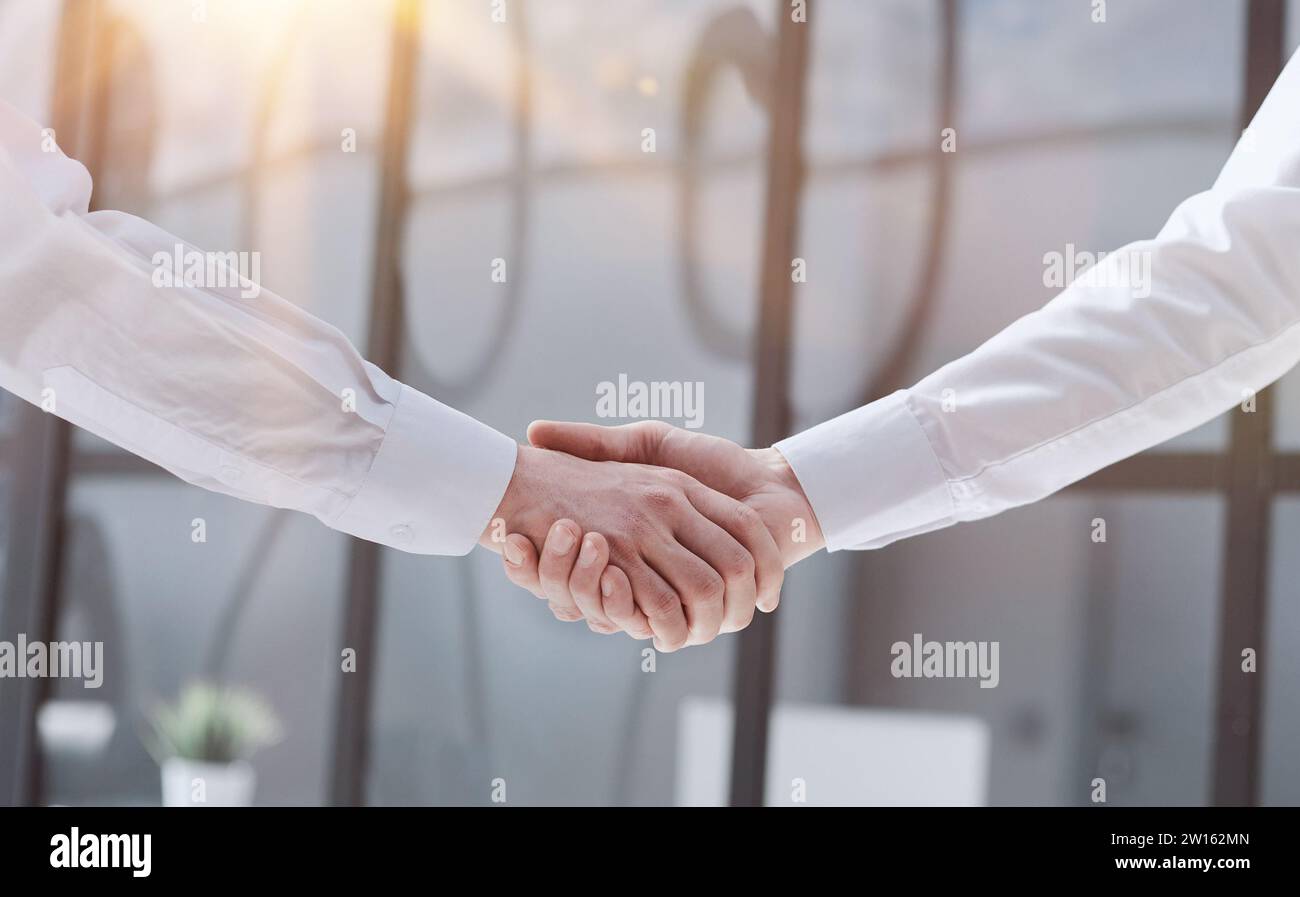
[538, 519, 583, 622]
[527, 419, 667, 464]
[620, 552, 689, 652]
[672, 496, 758, 635]
[599, 565, 653, 639]
[645, 542, 725, 648]
[685, 483, 784, 615]
[569, 533, 618, 633]
[501, 534, 546, 599]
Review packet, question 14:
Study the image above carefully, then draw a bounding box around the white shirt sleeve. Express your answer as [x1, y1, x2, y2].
[0, 99, 517, 556]
[776, 48, 1300, 552]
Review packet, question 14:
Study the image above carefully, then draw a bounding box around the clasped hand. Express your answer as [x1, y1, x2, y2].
[478, 420, 824, 651]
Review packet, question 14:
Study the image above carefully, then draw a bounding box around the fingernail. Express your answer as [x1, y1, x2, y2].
[579, 537, 599, 567]
[504, 540, 523, 566]
[549, 523, 576, 555]
[600, 574, 613, 597]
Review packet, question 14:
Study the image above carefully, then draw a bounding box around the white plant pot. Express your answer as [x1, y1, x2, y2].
[161, 758, 255, 807]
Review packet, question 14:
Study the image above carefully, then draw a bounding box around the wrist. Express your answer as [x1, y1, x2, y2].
[479, 444, 575, 553]
[480, 442, 527, 552]
[756, 446, 826, 561]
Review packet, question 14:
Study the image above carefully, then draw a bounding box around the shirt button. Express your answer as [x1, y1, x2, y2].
[219, 464, 242, 483]
[390, 524, 413, 545]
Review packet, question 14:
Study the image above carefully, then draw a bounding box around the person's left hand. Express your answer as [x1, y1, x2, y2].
[500, 521, 649, 638]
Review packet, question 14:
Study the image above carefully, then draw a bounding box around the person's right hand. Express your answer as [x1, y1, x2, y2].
[527, 420, 825, 569]
[480, 444, 783, 651]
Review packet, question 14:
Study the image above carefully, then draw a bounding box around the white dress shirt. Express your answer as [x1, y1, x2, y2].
[0, 99, 518, 556]
[777, 47, 1300, 551]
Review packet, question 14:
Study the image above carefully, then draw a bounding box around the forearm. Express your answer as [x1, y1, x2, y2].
[0, 99, 516, 555]
[780, 184, 1300, 551]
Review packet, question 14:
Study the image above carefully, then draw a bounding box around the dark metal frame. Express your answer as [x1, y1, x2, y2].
[328, 0, 423, 807]
[0, 0, 103, 807]
[1204, 0, 1286, 806]
[0, 0, 1288, 807]
[728, 0, 812, 808]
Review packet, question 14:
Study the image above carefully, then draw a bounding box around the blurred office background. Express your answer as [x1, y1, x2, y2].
[1, 0, 1298, 806]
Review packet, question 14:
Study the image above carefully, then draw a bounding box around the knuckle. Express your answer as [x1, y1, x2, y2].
[603, 589, 634, 621]
[569, 565, 599, 593]
[663, 468, 694, 489]
[633, 419, 672, 449]
[725, 605, 757, 634]
[622, 620, 651, 640]
[640, 486, 681, 512]
[550, 603, 583, 622]
[721, 546, 755, 582]
[689, 570, 725, 606]
[538, 554, 573, 584]
[733, 503, 764, 535]
[659, 632, 688, 652]
[536, 553, 562, 577]
[641, 585, 681, 620]
[607, 543, 639, 573]
[618, 507, 653, 538]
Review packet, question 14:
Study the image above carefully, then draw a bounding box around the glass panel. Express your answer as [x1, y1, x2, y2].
[782, 493, 1223, 806]
[40, 479, 347, 805]
[4, 0, 1279, 810]
[367, 0, 781, 806]
[0, 471, 8, 609]
[791, 0, 1242, 452]
[1261, 498, 1300, 805]
[27, 0, 381, 805]
[1269, 369, 1300, 450]
[778, 0, 1240, 806]
[1220, 0, 1300, 450]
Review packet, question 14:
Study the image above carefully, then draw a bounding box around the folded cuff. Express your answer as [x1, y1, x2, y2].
[332, 384, 518, 556]
[774, 390, 955, 551]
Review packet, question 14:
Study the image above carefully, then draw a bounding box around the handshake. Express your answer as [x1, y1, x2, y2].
[478, 420, 825, 652]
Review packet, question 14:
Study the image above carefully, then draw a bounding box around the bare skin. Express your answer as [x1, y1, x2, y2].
[480, 443, 784, 651]
[499, 422, 825, 640]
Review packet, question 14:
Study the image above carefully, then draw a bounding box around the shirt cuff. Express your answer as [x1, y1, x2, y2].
[774, 390, 955, 551]
[331, 384, 518, 556]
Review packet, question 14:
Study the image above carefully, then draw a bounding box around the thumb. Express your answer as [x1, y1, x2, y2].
[527, 420, 664, 463]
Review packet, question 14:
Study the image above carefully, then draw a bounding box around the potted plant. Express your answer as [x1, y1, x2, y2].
[147, 682, 282, 807]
